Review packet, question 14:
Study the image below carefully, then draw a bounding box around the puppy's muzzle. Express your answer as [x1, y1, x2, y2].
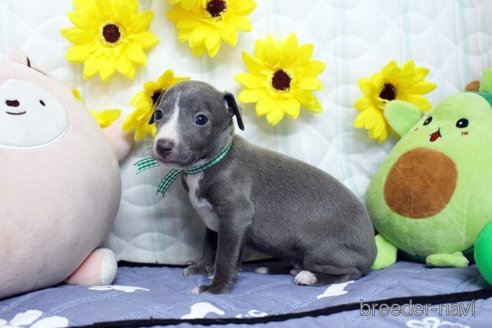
[156, 139, 175, 158]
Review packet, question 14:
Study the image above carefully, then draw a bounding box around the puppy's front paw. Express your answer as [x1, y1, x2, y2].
[191, 282, 231, 295]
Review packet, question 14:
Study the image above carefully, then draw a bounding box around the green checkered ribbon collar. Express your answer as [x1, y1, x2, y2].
[135, 143, 232, 197]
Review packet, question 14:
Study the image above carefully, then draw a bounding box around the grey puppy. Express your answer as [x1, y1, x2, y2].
[150, 80, 376, 294]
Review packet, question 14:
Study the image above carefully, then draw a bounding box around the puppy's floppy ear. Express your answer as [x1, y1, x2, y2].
[224, 92, 245, 131]
[148, 111, 155, 125]
[148, 89, 166, 125]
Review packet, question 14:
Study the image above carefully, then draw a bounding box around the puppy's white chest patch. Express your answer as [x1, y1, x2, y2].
[186, 173, 219, 232]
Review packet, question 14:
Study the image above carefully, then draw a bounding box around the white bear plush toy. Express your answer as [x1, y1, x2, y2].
[0, 53, 128, 299]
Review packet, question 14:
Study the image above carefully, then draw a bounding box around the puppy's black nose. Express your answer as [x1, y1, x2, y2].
[6, 100, 20, 107]
[156, 139, 174, 156]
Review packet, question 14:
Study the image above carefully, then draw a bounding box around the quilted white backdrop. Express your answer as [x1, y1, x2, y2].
[1, 0, 491, 264]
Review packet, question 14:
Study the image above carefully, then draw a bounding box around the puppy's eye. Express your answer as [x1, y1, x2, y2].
[39, 100, 46, 106]
[456, 118, 469, 128]
[423, 116, 432, 126]
[154, 109, 164, 121]
[194, 113, 208, 126]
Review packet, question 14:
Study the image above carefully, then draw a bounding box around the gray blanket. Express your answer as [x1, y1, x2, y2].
[0, 261, 490, 327]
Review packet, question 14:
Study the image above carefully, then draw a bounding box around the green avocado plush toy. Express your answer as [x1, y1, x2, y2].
[366, 70, 492, 270]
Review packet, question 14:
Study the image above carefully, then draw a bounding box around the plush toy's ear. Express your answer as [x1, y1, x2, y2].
[224, 92, 245, 131]
[5, 50, 50, 76]
[5, 50, 30, 66]
[465, 80, 480, 92]
[479, 68, 492, 93]
[384, 100, 422, 137]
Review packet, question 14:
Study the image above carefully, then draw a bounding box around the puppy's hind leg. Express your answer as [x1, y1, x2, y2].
[294, 270, 359, 286]
[295, 256, 362, 287]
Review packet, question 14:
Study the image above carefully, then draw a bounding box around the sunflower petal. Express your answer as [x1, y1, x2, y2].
[74, 0, 96, 12]
[283, 33, 298, 52]
[234, 16, 252, 31]
[207, 40, 222, 58]
[238, 89, 264, 103]
[221, 23, 238, 45]
[116, 55, 133, 76]
[191, 44, 206, 57]
[357, 77, 376, 97]
[297, 44, 314, 64]
[95, 0, 112, 12]
[282, 99, 301, 118]
[363, 108, 379, 129]
[303, 96, 323, 113]
[354, 111, 367, 129]
[266, 108, 285, 126]
[205, 32, 221, 54]
[381, 60, 398, 76]
[235, 73, 260, 89]
[401, 60, 416, 75]
[98, 57, 116, 81]
[82, 54, 99, 79]
[190, 27, 208, 46]
[234, 0, 256, 14]
[303, 60, 326, 77]
[134, 31, 158, 48]
[256, 97, 276, 116]
[406, 81, 437, 94]
[122, 111, 139, 131]
[61, 28, 94, 44]
[242, 52, 264, 74]
[66, 43, 94, 62]
[354, 96, 370, 111]
[128, 12, 154, 32]
[405, 94, 433, 110]
[126, 43, 147, 64]
[298, 78, 322, 91]
[371, 116, 388, 139]
[67, 12, 93, 29]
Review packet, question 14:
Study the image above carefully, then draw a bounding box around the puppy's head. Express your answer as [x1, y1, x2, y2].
[150, 81, 244, 168]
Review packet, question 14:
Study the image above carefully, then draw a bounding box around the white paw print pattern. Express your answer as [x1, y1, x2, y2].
[235, 309, 268, 319]
[88, 285, 150, 293]
[317, 281, 354, 299]
[0, 310, 68, 328]
[406, 317, 470, 328]
[181, 302, 225, 319]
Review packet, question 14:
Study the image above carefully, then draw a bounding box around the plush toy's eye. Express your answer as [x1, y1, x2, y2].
[423, 116, 433, 126]
[194, 113, 208, 126]
[456, 118, 469, 129]
[154, 109, 164, 121]
[39, 100, 46, 106]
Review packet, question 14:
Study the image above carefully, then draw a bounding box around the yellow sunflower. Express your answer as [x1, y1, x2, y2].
[235, 33, 326, 126]
[167, 0, 256, 58]
[61, 0, 158, 81]
[123, 70, 190, 141]
[354, 60, 436, 142]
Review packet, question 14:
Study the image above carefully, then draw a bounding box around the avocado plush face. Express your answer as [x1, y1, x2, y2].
[367, 93, 492, 262]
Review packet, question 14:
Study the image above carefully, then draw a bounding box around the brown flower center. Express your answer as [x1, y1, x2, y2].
[151, 89, 164, 105]
[101, 23, 122, 44]
[207, 0, 227, 18]
[379, 83, 397, 101]
[271, 69, 292, 91]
